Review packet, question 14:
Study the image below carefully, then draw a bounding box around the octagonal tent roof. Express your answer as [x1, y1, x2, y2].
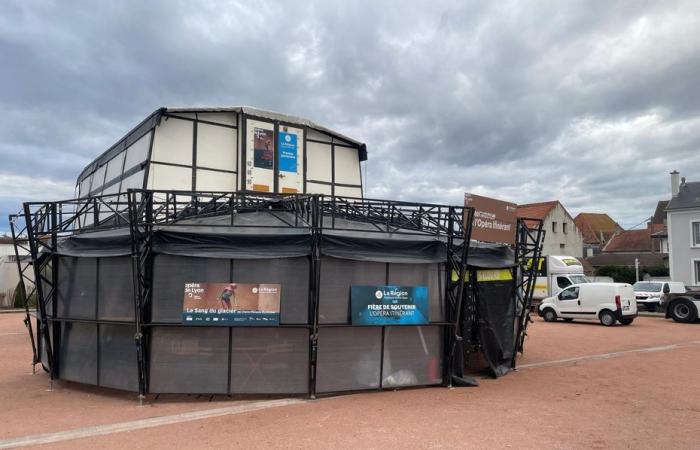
[77, 106, 368, 185]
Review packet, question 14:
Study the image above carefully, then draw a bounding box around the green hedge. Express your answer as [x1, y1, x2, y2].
[596, 264, 669, 284]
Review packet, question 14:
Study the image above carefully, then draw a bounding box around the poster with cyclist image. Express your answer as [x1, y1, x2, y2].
[182, 282, 280, 326]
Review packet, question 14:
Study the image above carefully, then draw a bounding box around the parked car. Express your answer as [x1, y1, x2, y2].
[662, 289, 700, 323]
[538, 283, 637, 326]
[633, 281, 686, 312]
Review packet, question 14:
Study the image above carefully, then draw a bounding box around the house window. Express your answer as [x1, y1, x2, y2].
[563, 223, 568, 234]
[560, 243, 565, 251]
[692, 222, 700, 247]
[552, 222, 557, 233]
[695, 260, 700, 285]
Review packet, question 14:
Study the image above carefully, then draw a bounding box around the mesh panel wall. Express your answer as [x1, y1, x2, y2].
[98, 257, 135, 321]
[149, 327, 229, 394]
[59, 322, 97, 384]
[57, 257, 97, 320]
[230, 328, 309, 394]
[99, 324, 138, 391]
[388, 263, 445, 322]
[233, 258, 309, 324]
[319, 258, 386, 324]
[382, 326, 443, 387]
[316, 327, 381, 393]
[152, 256, 230, 322]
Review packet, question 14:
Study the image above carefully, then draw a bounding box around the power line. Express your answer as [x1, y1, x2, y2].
[627, 216, 652, 230]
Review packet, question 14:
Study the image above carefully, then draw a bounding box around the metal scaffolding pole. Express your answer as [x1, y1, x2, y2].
[511, 217, 545, 369]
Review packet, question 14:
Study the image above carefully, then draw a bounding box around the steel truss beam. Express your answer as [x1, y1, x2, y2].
[128, 190, 153, 402]
[19, 203, 58, 380]
[511, 217, 545, 369]
[8, 214, 39, 370]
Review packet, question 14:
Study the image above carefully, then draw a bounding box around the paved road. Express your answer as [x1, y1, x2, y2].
[0, 313, 698, 449]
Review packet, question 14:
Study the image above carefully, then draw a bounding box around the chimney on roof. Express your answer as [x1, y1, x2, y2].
[671, 170, 680, 198]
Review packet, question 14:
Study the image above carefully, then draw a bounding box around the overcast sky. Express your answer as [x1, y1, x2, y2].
[1, 0, 699, 231]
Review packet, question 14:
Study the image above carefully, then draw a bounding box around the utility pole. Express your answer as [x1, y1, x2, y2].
[635, 258, 640, 282]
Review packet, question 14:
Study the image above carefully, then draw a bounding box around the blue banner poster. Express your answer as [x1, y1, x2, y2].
[182, 282, 280, 326]
[278, 132, 298, 173]
[350, 285, 429, 325]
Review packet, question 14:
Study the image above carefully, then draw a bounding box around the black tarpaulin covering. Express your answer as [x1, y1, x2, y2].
[54, 212, 516, 269]
[174, 211, 311, 234]
[321, 233, 445, 263]
[55, 211, 313, 259]
[476, 278, 516, 377]
[56, 228, 313, 259]
[155, 231, 311, 259]
[56, 228, 131, 257]
[466, 242, 515, 269]
[320, 216, 445, 263]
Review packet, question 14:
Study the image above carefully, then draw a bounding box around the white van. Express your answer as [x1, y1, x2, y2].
[538, 283, 637, 326]
[632, 281, 686, 312]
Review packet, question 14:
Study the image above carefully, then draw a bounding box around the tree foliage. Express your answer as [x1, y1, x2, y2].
[595, 264, 669, 284]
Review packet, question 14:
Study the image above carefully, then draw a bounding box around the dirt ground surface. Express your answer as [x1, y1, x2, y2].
[1, 313, 699, 449]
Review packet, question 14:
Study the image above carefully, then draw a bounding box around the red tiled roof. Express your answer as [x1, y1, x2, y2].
[574, 213, 623, 245]
[516, 201, 559, 220]
[603, 224, 664, 252]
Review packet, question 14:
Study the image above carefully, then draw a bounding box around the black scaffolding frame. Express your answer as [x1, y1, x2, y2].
[454, 217, 545, 373]
[9, 189, 545, 399]
[511, 217, 546, 369]
[8, 213, 39, 371]
[9, 193, 132, 381]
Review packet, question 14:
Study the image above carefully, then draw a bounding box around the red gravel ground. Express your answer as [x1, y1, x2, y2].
[1, 312, 698, 449]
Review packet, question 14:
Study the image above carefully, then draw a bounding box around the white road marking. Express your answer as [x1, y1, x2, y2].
[518, 340, 700, 370]
[0, 398, 306, 449]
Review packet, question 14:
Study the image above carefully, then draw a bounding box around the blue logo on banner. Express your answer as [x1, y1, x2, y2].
[351, 285, 429, 325]
[278, 132, 298, 173]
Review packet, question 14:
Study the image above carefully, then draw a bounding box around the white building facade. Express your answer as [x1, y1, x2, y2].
[517, 201, 584, 258]
[667, 171, 700, 287]
[0, 239, 27, 308]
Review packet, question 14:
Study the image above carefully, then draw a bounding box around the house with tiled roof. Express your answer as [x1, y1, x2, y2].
[574, 213, 623, 257]
[667, 171, 700, 287]
[649, 199, 670, 254]
[517, 201, 583, 257]
[586, 223, 667, 271]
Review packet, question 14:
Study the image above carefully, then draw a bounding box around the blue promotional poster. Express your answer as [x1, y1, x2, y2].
[350, 285, 429, 325]
[278, 132, 298, 173]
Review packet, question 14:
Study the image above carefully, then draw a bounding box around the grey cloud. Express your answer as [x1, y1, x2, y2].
[1, 0, 700, 231]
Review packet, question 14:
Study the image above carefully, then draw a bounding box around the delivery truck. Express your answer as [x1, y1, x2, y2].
[530, 255, 590, 302]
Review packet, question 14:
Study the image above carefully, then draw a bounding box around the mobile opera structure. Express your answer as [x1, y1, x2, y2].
[10, 107, 544, 399]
